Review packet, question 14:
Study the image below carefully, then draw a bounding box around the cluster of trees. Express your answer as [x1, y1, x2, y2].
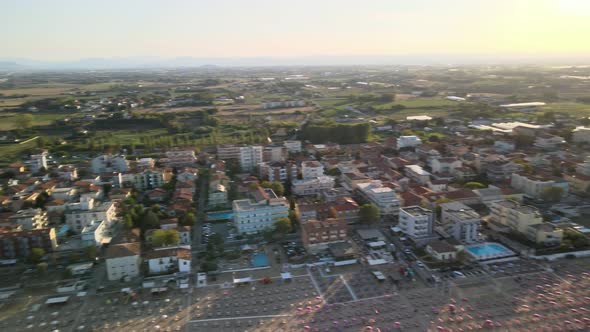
[21, 97, 75, 111]
[541, 187, 564, 203]
[359, 204, 379, 225]
[259, 181, 285, 196]
[152, 229, 180, 247]
[300, 122, 371, 144]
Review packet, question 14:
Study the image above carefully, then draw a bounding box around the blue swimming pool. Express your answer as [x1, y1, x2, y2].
[251, 253, 269, 268]
[466, 242, 515, 260]
[206, 211, 233, 221]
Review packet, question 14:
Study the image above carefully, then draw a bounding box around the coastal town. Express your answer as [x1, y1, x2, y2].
[1, 64, 590, 332]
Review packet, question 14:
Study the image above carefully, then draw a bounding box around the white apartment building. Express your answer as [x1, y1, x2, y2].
[398, 206, 434, 239]
[239, 146, 263, 172]
[301, 161, 324, 179]
[292, 176, 335, 196]
[146, 248, 192, 275]
[105, 243, 141, 281]
[431, 157, 462, 175]
[81, 220, 107, 246]
[232, 189, 289, 234]
[258, 161, 297, 183]
[163, 149, 197, 168]
[439, 201, 481, 243]
[129, 169, 172, 190]
[511, 173, 569, 199]
[405, 165, 431, 184]
[8, 208, 48, 230]
[356, 181, 400, 219]
[573, 126, 590, 144]
[396, 136, 422, 149]
[91, 154, 128, 174]
[30, 151, 48, 174]
[283, 140, 302, 153]
[65, 200, 117, 233]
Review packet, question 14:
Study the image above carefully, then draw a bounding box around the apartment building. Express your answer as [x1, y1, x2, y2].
[292, 176, 335, 196]
[486, 160, 523, 182]
[301, 161, 325, 179]
[0, 227, 57, 259]
[396, 136, 422, 149]
[258, 161, 297, 183]
[511, 173, 569, 199]
[439, 201, 481, 243]
[8, 209, 48, 230]
[232, 188, 289, 234]
[398, 206, 434, 239]
[283, 140, 302, 153]
[91, 154, 128, 174]
[239, 146, 263, 172]
[30, 151, 48, 174]
[65, 200, 117, 233]
[163, 149, 197, 168]
[431, 157, 462, 176]
[405, 165, 431, 184]
[105, 242, 141, 281]
[263, 145, 287, 162]
[301, 218, 349, 252]
[490, 200, 543, 234]
[356, 181, 400, 219]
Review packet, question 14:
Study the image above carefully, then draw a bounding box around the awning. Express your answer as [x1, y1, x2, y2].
[233, 277, 252, 284]
[367, 259, 387, 266]
[45, 296, 69, 305]
[367, 241, 386, 248]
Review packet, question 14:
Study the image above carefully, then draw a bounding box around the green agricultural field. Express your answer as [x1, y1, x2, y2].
[542, 102, 590, 117]
[374, 97, 462, 109]
[0, 112, 72, 130]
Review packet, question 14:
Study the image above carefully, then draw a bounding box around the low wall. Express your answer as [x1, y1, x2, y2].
[529, 250, 590, 261]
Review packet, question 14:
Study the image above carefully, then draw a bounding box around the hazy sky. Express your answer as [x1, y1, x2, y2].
[2, 0, 590, 60]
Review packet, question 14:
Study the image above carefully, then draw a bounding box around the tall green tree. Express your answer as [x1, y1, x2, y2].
[274, 217, 292, 234]
[541, 186, 564, 203]
[271, 181, 285, 196]
[359, 204, 380, 225]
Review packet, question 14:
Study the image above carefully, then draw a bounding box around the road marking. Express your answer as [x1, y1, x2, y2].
[307, 268, 325, 302]
[189, 314, 292, 323]
[339, 275, 358, 301]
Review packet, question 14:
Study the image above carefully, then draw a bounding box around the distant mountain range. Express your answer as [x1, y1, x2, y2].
[1, 54, 589, 70]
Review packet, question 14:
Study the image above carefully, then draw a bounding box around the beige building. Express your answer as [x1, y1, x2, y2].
[490, 200, 543, 234]
[526, 223, 563, 246]
[105, 243, 141, 281]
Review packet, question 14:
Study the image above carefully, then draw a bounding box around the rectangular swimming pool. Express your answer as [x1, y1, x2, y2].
[251, 253, 269, 268]
[206, 211, 233, 221]
[465, 242, 515, 260]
